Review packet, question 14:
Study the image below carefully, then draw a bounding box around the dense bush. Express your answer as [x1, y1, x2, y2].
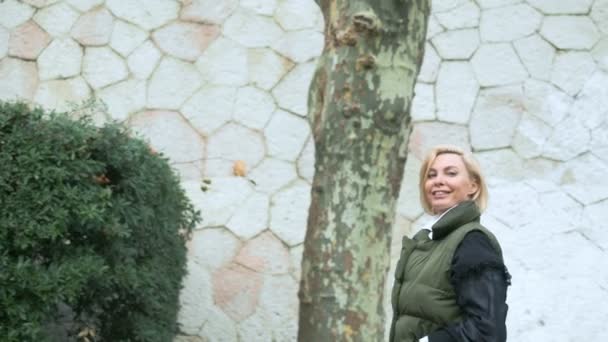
[0, 101, 200, 341]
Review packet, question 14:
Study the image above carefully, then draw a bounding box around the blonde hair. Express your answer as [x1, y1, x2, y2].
[419, 145, 488, 214]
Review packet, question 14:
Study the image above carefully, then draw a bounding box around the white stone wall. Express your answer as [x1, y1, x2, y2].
[1, 0, 607, 341]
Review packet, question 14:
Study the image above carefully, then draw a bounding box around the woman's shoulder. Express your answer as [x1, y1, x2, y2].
[451, 231, 511, 286]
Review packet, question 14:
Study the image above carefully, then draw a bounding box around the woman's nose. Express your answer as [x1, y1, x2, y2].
[433, 174, 445, 185]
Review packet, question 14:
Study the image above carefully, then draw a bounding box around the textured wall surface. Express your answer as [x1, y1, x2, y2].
[1, 0, 607, 341]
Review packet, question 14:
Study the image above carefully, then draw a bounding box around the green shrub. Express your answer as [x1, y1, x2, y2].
[0, 101, 200, 341]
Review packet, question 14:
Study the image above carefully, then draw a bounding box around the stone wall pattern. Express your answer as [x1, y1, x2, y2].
[0, 0, 607, 341]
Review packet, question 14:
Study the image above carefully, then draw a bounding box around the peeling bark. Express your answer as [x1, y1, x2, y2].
[298, 0, 430, 341]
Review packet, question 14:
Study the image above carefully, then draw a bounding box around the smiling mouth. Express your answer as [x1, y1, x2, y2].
[431, 190, 450, 197]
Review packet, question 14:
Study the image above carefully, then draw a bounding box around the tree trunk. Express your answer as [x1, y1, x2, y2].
[298, 0, 430, 341]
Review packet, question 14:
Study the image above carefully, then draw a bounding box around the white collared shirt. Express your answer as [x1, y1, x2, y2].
[420, 204, 459, 240]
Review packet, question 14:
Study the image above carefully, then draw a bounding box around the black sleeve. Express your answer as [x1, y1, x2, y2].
[428, 231, 511, 342]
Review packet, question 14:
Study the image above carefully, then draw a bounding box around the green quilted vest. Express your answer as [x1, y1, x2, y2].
[389, 201, 503, 342]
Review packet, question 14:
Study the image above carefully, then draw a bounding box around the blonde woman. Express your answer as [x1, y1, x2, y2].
[390, 145, 511, 342]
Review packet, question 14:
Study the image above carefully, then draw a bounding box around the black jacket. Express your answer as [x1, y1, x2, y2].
[428, 231, 511, 342]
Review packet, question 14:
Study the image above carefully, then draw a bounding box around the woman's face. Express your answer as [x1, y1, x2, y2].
[424, 153, 478, 215]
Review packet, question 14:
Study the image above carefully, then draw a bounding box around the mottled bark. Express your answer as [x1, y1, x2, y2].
[298, 0, 430, 341]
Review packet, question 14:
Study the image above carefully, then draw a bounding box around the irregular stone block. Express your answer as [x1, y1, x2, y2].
[196, 37, 248, 86]
[180, 0, 238, 24]
[8, 20, 51, 60]
[21, 0, 60, 8]
[241, 0, 278, 15]
[71, 8, 114, 46]
[181, 85, 237, 136]
[591, 121, 608, 163]
[271, 29, 323, 63]
[408, 122, 470, 160]
[591, 0, 608, 34]
[233, 86, 276, 130]
[147, 57, 202, 109]
[177, 260, 213, 335]
[411, 82, 435, 122]
[265, 110, 310, 162]
[198, 305, 238, 341]
[153, 22, 220, 62]
[182, 178, 253, 228]
[550, 51, 596, 96]
[583, 200, 608, 250]
[484, 181, 541, 229]
[235, 231, 290, 274]
[226, 192, 270, 240]
[106, 0, 178, 30]
[189, 228, 241, 270]
[206, 123, 265, 177]
[256, 274, 298, 341]
[224, 10, 283, 48]
[417, 43, 440, 83]
[127, 40, 161, 80]
[0, 57, 38, 101]
[476, 0, 519, 8]
[270, 180, 311, 246]
[425, 17, 443, 41]
[272, 61, 316, 116]
[480, 4, 542, 42]
[98, 78, 146, 121]
[435, 1, 479, 30]
[474, 148, 525, 184]
[34, 77, 91, 113]
[569, 71, 608, 130]
[470, 85, 523, 150]
[33, 2, 79, 37]
[66, 0, 104, 12]
[237, 311, 273, 341]
[248, 48, 293, 91]
[212, 263, 263, 321]
[514, 34, 555, 81]
[527, 0, 593, 14]
[249, 157, 298, 195]
[436, 61, 479, 124]
[275, 0, 324, 31]
[0, 25, 9, 59]
[560, 153, 608, 205]
[512, 112, 552, 159]
[289, 244, 304, 282]
[82, 46, 128, 89]
[537, 191, 584, 233]
[38, 38, 82, 80]
[297, 137, 315, 184]
[129, 110, 205, 166]
[540, 16, 600, 50]
[396, 156, 424, 220]
[110, 20, 148, 57]
[471, 43, 527, 87]
[543, 116, 591, 161]
[433, 0, 468, 12]
[592, 38, 608, 72]
[0, 0, 35, 29]
[523, 79, 572, 127]
[432, 28, 479, 60]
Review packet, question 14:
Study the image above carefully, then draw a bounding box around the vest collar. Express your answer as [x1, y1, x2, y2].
[431, 200, 480, 240]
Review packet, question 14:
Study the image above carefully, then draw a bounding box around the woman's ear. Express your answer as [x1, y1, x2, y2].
[468, 179, 479, 197]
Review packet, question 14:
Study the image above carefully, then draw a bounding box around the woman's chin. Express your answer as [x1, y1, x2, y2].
[431, 201, 450, 213]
